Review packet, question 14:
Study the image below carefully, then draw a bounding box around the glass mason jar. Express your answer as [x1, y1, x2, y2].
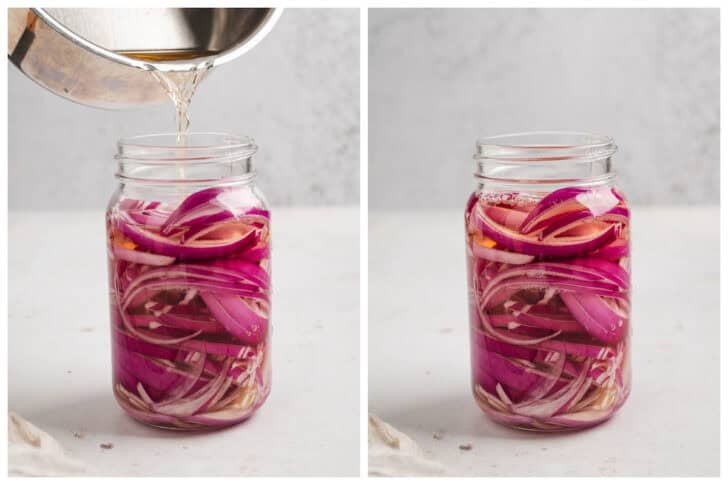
[464, 132, 631, 431]
[106, 133, 272, 430]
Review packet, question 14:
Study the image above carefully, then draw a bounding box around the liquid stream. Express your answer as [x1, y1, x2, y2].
[117, 49, 214, 183]
[118, 49, 214, 144]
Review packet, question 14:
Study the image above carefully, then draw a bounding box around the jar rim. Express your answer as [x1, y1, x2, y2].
[474, 131, 617, 162]
[116, 132, 257, 164]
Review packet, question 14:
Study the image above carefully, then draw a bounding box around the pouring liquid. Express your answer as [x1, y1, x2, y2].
[150, 68, 210, 144]
[117, 50, 214, 179]
[118, 49, 214, 144]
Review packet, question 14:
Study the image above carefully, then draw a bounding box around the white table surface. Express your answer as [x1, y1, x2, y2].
[9, 207, 360, 477]
[369, 206, 720, 477]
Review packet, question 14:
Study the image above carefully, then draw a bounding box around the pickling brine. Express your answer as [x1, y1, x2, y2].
[465, 133, 631, 431]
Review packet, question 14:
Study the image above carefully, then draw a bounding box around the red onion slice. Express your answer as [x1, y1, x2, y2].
[152, 360, 232, 417]
[561, 292, 628, 344]
[592, 239, 629, 260]
[201, 293, 268, 345]
[113, 246, 175, 266]
[518, 187, 591, 232]
[117, 217, 257, 260]
[485, 206, 528, 231]
[161, 187, 227, 235]
[510, 360, 590, 418]
[475, 203, 617, 258]
[472, 242, 534, 265]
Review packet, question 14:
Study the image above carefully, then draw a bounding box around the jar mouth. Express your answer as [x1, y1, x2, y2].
[117, 132, 257, 163]
[116, 132, 257, 184]
[475, 131, 617, 162]
[473, 131, 617, 187]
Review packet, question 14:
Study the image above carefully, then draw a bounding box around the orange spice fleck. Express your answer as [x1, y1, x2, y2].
[116, 237, 137, 250]
[474, 236, 497, 248]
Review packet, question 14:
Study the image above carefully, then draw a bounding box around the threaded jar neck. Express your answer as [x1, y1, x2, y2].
[474, 131, 617, 187]
[116, 132, 258, 185]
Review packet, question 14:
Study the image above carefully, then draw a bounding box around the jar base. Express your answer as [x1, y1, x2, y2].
[471, 386, 628, 433]
[113, 386, 269, 432]
[123, 412, 251, 432]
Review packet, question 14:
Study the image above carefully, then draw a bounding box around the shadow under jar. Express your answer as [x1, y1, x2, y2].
[106, 133, 272, 430]
[464, 132, 631, 431]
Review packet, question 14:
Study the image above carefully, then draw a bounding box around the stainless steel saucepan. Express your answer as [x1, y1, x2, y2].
[8, 8, 281, 109]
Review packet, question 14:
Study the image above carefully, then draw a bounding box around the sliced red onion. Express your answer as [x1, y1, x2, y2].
[114, 328, 179, 360]
[545, 407, 616, 428]
[485, 206, 528, 231]
[472, 242, 534, 265]
[122, 279, 265, 311]
[133, 313, 226, 334]
[566, 258, 629, 290]
[518, 187, 591, 233]
[179, 211, 236, 241]
[472, 330, 538, 360]
[212, 260, 270, 288]
[113, 394, 182, 426]
[529, 208, 593, 236]
[519, 352, 565, 403]
[531, 336, 616, 359]
[174, 339, 254, 358]
[473, 385, 539, 427]
[476, 352, 544, 394]
[246, 207, 270, 219]
[117, 217, 257, 260]
[538, 206, 629, 238]
[475, 203, 617, 258]
[150, 353, 206, 405]
[561, 292, 628, 344]
[506, 302, 584, 333]
[482, 277, 626, 304]
[240, 244, 270, 262]
[466, 185, 631, 431]
[126, 207, 171, 228]
[183, 396, 266, 427]
[108, 186, 271, 430]
[465, 192, 478, 218]
[201, 293, 268, 345]
[114, 344, 182, 394]
[161, 187, 227, 235]
[479, 307, 563, 346]
[113, 246, 175, 266]
[510, 361, 590, 418]
[591, 239, 629, 260]
[152, 360, 232, 417]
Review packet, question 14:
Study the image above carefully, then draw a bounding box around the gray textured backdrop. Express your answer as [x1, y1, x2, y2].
[369, 8, 719, 209]
[9, 8, 360, 210]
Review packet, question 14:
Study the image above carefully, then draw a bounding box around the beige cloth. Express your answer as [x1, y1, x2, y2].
[8, 412, 89, 476]
[368, 414, 446, 476]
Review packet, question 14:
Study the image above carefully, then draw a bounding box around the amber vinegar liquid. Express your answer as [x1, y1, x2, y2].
[117, 49, 218, 62]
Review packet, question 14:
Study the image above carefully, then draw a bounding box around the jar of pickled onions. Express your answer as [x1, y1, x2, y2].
[465, 132, 631, 431]
[106, 133, 272, 430]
